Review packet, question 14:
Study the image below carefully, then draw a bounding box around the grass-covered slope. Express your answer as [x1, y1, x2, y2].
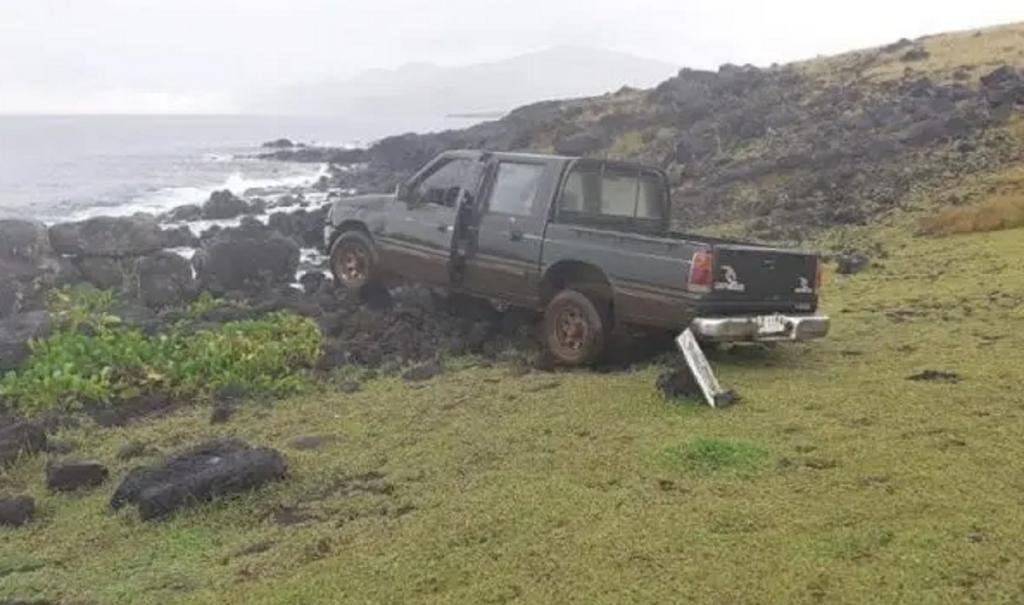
[2, 221, 1023, 604]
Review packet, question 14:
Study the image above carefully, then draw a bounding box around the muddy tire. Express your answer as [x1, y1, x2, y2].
[544, 289, 607, 366]
[330, 231, 378, 290]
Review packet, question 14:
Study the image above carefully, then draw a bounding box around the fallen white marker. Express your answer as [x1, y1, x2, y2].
[675, 328, 737, 408]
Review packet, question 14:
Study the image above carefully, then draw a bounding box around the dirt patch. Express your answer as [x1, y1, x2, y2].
[907, 370, 963, 383]
[89, 392, 173, 428]
[111, 439, 286, 521]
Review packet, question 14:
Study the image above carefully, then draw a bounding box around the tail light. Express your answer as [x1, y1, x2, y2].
[687, 249, 713, 293]
[815, 258, 824, 292]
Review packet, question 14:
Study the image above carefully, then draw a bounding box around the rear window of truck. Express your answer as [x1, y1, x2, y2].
[558, 164, 666, 224]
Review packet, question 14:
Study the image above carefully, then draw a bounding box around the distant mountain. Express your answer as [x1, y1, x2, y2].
[249, 46, 678, 134]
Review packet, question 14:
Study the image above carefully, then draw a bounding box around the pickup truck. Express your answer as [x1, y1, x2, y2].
[324, 150, 829, 365]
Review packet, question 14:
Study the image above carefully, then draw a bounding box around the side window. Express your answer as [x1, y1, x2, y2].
[559, 167, 600, 213]
[487, 162, 546, 216]
[412, 158, 472, 207]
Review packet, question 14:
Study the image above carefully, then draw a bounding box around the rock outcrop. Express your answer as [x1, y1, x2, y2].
[193, 221, 300, 292]
[49, 216, 164, 257]
[0, 312, 52, 372]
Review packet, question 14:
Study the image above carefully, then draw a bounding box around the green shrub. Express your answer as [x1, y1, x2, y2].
[664, 438, 769, 474]
[0, 297, 322, 415]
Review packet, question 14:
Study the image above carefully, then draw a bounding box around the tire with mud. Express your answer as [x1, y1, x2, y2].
[330, 231, 379, 290]
[543, 289, 608, 366]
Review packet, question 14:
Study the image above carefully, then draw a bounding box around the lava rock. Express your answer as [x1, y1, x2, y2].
[74, 256, 126, 290]
[132, 251, 197, 308]
[110, 439, 287, 521]
[193, 222, 300, 292]
[835, 251, 870, 275]
[657, 367, 701, 399]
[202, 190, 251, 220]
[0, 219, 52, 262]
[160, 204, 202, 223]
[159, 225, 199, 248]
[47, 460, 109, 492]
[0, 495, 35, 527]
[0, 421, 47, 466]
[49, 216, 164, 257]
[0, 311, 52, 372]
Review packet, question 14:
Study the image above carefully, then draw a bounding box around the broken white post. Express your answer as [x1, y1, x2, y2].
[675, 329, 731, 408]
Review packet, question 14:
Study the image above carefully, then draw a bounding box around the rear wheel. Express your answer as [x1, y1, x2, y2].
[330, 231, 378, 290]
[544, 289, 608, 366]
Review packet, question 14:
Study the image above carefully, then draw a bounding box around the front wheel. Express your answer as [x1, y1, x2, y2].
[330, 231, 378, 290]
[543, 289, 608, 366]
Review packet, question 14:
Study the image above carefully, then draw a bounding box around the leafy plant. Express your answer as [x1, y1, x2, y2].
[0, 300, 322, 415]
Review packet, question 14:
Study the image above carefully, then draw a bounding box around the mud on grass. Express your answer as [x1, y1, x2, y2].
[2, 226, 1024, 604]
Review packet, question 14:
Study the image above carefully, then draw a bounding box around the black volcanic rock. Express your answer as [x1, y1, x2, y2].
[193, 222, 299, 293]
[202, 190, 252, 220]
[49, 216, 164, 257]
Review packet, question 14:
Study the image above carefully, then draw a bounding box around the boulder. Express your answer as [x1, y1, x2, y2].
[0, 311, 52, 372]
[160, 225, 198, 248]
[159, 204, 202, 223]
[49, 216, 165, 257]
[131, 252, 196, 308]
[835, 251, 871, 275]
[46, 460, 109, 492]
[0, 421, 47, 466]
[0, 495, 34, 527]
[110, 439, 287, 521]
[0, 220, 52, 262]
[553, 128, 608, 156]
[193, 223, 300, 292]
[74, 256, 125, 290]
[0, 220, 59, 318]
[261, 138, 296, 149]
[202, 190, 251, 220]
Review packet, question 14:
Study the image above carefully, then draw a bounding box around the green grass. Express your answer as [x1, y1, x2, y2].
[2, 224, 1024, 604]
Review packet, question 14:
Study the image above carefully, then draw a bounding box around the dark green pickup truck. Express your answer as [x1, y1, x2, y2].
[325, 150, 829, 365]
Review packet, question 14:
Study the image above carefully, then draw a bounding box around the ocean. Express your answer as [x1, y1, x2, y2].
[0, 115, 388, 223]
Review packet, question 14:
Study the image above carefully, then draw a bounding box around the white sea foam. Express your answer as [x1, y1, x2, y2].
[65, 164, 327, 222]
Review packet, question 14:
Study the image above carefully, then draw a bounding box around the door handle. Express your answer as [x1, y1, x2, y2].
[437, 223, 449, 233]
[509, 229, 524, 242]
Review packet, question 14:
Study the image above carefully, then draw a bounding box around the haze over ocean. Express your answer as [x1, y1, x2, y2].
[0, 114, 444, 223]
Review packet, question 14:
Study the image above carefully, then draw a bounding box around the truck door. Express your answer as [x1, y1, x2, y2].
[377, 156, 475, 286]
[460, 158, 554, 306]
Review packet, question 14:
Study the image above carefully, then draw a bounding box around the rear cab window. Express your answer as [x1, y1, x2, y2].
[556, 161, 668, 230]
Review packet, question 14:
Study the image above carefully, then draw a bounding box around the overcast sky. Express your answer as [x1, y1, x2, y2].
[1, 0, 1022, 113]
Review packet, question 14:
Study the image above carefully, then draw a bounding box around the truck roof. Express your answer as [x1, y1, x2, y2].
[442, 149, 662, 173]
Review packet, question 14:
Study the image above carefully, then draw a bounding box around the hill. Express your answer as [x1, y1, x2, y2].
[340, 22, 1024, 244]
[248, 46, 678, 135]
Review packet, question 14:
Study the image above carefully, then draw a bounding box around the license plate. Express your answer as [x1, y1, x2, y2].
[755, 314, 788, 335]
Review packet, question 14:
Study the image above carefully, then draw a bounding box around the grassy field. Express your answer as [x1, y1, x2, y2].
[2, 220, 1023, 604]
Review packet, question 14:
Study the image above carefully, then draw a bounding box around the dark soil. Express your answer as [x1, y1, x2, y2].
[907, 370, 962, 383]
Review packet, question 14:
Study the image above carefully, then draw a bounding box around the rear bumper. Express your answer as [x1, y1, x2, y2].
[690, 314, 830, 342]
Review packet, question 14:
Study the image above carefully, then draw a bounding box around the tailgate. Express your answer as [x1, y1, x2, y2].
[711, 245, 818, 305]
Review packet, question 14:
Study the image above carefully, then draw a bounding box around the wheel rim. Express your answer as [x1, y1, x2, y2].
[554, 304, 589, 352]
[335, 244, 369, 285]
